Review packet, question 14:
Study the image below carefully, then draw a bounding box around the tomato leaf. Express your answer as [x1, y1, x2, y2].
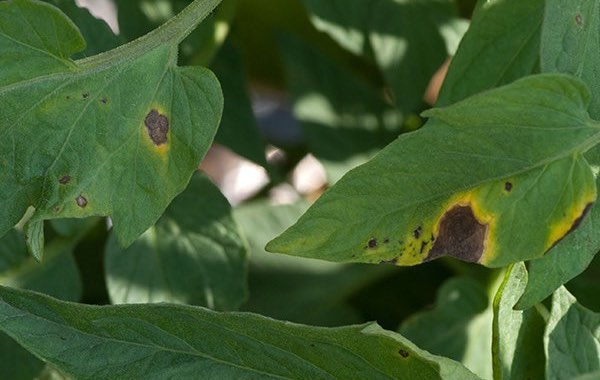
[0, 285, 480, 379]
[267, 74, 599, 268]
[0, 0, 224, 259]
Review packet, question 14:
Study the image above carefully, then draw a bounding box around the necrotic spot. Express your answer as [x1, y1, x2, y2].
[144, 109, 169, 145]
[59, 175, 71, 185]
[398, 349, 409, 358]
[504, 182, 513, 192]
[413, 226, 422, 239]
[426, 205, 487, 263]
[368, 238, 378, 249]
[576, 14, 583, 25]
[76, 195, 88, 208]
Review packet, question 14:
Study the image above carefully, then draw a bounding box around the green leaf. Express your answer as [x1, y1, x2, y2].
[0, 285, 480, 379]
[436, 0, 544, 106]
[517, 0, 600, 309]
[267, 74, 600, 268]
[545, 286, 600, 380]
[0, 229, 81, 302]
[105, 173, 247, 310]
[0, 0, 224, 256]
[541, 0, 600, 117]
[492, 263, 545, 380]
[212, 40, 267, 167]
[280, 35, 402, 183]
[368, 0, 456, 111]
[303, 0, 457, 112]
[0, 332, 44, 380]
[43, 0, 124, 58]
[399, 277, 493, 379]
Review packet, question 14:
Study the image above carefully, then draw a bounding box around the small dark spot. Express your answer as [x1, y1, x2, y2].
[53, 206, 61, 213]
[549, 202, 594, 250]
[413, 226, 422, 239]
[504, 182, 513, 192]
[60, 336, 66, 341]
[82, 93, 89, 99]
[66, 95, 71, 100]
[398, 349, 409, 358]
[58, 175, 71, 185]
[431, 234, 435, 242]
[379, 258, 398, 265]
[398, 240, 403, 245]
[426, 205, 487, 263]
[144, 109, 169, 145]
[310, 343, 315, 347]
[367, 238, 378, 249]
[419, 241, 428, 254]
[576, 14, 583, 25]
[76, 195, 88, 208]
[100, 97, 108, 104]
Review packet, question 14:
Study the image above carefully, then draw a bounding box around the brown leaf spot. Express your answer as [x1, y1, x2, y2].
[76, 195, 88, 208]
[504, 182, 513, 192]
[82, 93, 89, 99]
[426, 205, 487, 263]
[100, 97, 108, 104]
[367, 238, 378, 249]
[576, 14, 583, 25]
[398, 349, 409, 358]
[58, 175, 71, 185]
[413, 226, 422, 239]
[144, 109, 169, 145]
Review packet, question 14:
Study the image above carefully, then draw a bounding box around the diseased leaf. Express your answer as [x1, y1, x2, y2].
[518, 0, 600, 308]
[436, 0, 544, 106]
[492, 263, 545, 380]
[0, 285, 480, 379]
[545, 286, 600, 380]
[267, 74, 600, 268]
[105, 173, 247, 310]
[399, 277, 493, 379]
[0, 0, 224, 258]
[280, 34, 402, 182]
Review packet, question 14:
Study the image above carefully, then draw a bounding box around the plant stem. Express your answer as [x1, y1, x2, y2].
[77, 0, 223, 69]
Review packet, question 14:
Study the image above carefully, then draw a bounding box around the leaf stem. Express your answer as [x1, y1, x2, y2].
[76, 0, 223, 68]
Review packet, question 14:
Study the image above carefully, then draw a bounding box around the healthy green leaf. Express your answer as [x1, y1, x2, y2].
[0, 0, 224, 257]
[436, 0, 544, 106]
[399, 277, 493, 379]
[212, 40, 267, 167]
[303, 0, 457, 112]
[43, 0, 123, 58]
[492, 263, 545, 380]
[105, 173, 247, 310]
[368, 0, 455, 111]
[0, 285, 481, 379]
[0, 229, 82, 301]
[0, 332, 44, 380]
[280, 35, 402, 183]
[267, 74, 599, 268]
[541, 0, 600, 117]
[545, 286, 600, 380]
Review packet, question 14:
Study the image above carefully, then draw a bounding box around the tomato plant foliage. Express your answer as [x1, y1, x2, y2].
[0, 0, 599, 379]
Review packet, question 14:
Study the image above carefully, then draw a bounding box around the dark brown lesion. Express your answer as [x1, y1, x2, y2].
[144, 109, 169, 145]
[426, 205, 487, 263]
